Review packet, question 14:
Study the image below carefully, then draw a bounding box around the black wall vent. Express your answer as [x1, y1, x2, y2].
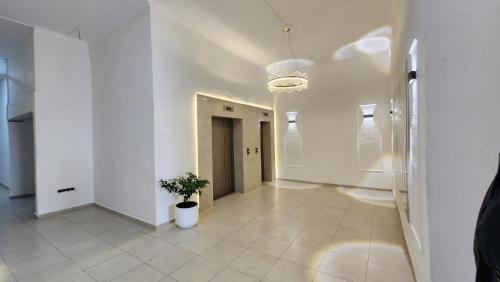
[223, 105, 234, 112]
[58, 187, 75, 193]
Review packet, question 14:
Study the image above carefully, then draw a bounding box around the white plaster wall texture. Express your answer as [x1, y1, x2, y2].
[6, 29, 35, 119]
[33, 27, 94, 216]
[421, 1, 500, 281]
[275, 76, 393, 190]
[90, 9, 156, 225]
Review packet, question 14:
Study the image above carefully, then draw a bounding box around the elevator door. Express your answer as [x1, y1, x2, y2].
[212, 118, 235, 200]
[260, 121, 272, 182]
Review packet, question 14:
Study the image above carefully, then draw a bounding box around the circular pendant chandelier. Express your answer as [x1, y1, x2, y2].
[264, 1, 309, 94]
[268, 70, 308, 93]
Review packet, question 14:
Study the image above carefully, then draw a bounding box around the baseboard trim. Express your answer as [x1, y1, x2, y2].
[35, 202, 173, 230]
[155, 218, 176, 230]
[36, 203, 94, 219]
[277, 178, 392, 192]
[93, 204, 158, 230]
[0, 182, 10, 190]
[10, 193, 35, 199]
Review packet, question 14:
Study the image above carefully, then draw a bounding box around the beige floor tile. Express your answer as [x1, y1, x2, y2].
[328, 238, 370, 261]
[126, 238, 173, 262]
[277, 216, 309, 229]
[39, 225, 94, 249]
[314, 272, 350, 282]
[61, 207, 107, 223]
[216, 213, 253, 226]
[242, 219, 276, 233]
[335, 223, 371, 241]
[98, 229, 153, 251]
[229, 249, 278, 279]
[315, 207, 346, 225]
[178, 233, 220, 254]
[3, 241, 56, 266]
[200, 241, 245, 266]
[194, 221, 238, 238]
[282, 242, 326, 270]
[373, 213, 401, 227]
[170, 257, 224, 282]
[371, 231, 405, 245]
[62, 272, 96, 282]
[9, 250, 68, 279]
[77, 217, 136, 236]
[27, 216, 74, 234]
[266, 224, 302, 241]
[366, 263, 415, 282]
[250, 235, 291, 257]
[324, 198, 351, 209]
[223, 229, 263, 247]
[0, 183, 412, 282]
[87, 253, 141, 281]
[112, 264, 165, 282]
[289, 204, 323, 218]
[304, 222, 338, 236]
[210, 268, 257, 282]
[369, 244, 412, 273]
[156, 228, 198, 245]
[319, 252, 368, 282]
[159, 276, 178, 282]
[60, 238, 122, 269]
[0, 231, 48, 256]
[343, 212, 373, 225]
[263, 260, 315, 282]
[371, 222, 404, 236]
[148, 246, 197, 275]
[18, 259, 82, 282]
[294, 230, 334, 250]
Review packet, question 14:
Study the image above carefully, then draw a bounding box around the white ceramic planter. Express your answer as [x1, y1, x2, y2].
[175, 201, 199, 229]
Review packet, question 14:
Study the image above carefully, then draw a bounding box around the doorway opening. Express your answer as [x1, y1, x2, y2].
[260, 121, 272, 182]
[212, 117, 236, 200]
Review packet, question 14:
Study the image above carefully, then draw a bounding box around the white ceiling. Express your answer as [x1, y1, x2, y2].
[0, 0, 148, 42]
[0, 0, 392, 92]
[154, 0, 392, 69]
[153, 0, 393, 95]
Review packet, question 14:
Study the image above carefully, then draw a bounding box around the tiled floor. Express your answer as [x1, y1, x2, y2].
[0, 182, 415, 282]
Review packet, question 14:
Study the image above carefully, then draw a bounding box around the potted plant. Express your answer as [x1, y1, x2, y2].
[160, 172, 209, 229]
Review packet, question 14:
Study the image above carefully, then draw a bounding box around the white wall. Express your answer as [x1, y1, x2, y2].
[33, 27, 94, 216]
[90, 9, 157, 225]
[421, 1, 500, 281]
[7, 29, 35, 120]
[8, 118, 34, 197]
[275, 59, 393, 189]
[0, 78, 10, 188]
[391, 0, 500, 281]
[150, 3, 271, 225]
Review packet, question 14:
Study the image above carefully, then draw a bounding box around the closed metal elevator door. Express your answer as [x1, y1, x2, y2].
[212, 118, 235, 200]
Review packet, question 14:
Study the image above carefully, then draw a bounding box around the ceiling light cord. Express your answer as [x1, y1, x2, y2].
[263, 0, 302, 72]
[263, 0, 289, 26]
